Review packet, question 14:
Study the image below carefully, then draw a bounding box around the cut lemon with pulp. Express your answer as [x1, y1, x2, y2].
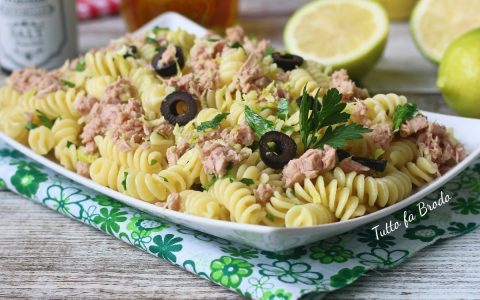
[284, 0, 389, 80]
[411, 0, 480, 63]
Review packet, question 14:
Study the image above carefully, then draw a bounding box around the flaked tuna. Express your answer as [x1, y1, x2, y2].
[200, 140, 250, 177]
[8, 67, 63, 96]
[329, 69, 369, 102]
[254, 183, 274, 206]
[400, 115, 428, 137]
[282, 146, 336, 188]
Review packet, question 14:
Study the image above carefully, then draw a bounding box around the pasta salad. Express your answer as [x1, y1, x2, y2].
[0, 26, 466, 227]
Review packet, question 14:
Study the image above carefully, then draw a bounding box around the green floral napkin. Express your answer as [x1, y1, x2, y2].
[0, 141, 479, 300]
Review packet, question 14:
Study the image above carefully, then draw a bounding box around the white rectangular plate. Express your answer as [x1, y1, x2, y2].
[1, 12, 479, 251]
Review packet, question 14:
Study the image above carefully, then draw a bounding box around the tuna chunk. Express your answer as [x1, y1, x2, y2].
[339, 158, 370, 174]
[235, 54, 270, 93]
[243, 38, 269, 57]
[226, 26, 245, 44]
[8, 67, 63, 96]
[157, 192, 181, 211]
[224, 123, 255, 147]
[166, 142, 190, 166]
[76, 162, 90, 178]
[367, 124, 393, 150]
[74, 95, 99, 115]
[329, 69, 369, 102]
[417, 123, 466, 170]
[158, 44, 177, 67]
[101, 79, 137, 103]
[400, 115, 428, 137]
[282, 146, 337, 188]
[350, 101, 372, 127]
[81, 99, 144, 152]
[254, 183, 274, 206]
[200, 140, 250, 177]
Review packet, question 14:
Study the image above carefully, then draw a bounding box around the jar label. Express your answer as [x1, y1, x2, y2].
[0, 0, 77, 70]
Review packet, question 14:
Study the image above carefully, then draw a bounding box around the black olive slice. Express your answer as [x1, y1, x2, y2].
[272, 52, 304, 71]
[336, 149, 352, 162]
[151, 45, 185, 77]
[161, 91, 198, 126]
[190, 183, 204, 191]
[259, 131, 297, 169]
[123, 45, 138, 59]
[351, 157, 387, 172]
[336, 149, 387, 172]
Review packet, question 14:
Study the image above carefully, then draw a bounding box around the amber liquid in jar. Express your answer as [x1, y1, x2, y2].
[121, 0, 238, 32]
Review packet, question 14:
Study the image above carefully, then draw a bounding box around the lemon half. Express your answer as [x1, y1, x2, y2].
[284, 0, 389, 80]
[411, 0, 480, 63]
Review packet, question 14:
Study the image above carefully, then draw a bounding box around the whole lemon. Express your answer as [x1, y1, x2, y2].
[437, 29, 480, 118]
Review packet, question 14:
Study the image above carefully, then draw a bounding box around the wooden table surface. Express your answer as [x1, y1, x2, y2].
[1, 16, 479, 300]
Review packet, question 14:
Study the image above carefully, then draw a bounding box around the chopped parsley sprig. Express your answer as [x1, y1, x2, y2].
[299, 88, 371, 150]
[392, 103, 418, 132]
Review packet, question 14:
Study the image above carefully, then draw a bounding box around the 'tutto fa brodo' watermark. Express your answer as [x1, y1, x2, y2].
[371, 191, 452, 240]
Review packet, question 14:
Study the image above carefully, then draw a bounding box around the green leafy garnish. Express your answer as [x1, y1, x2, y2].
[208, 37, 220, 42]
[159, 176, 169, 183]
[197, 113, 229, 132]
[145, 36, 159, 45]
[149, 159, 158, 166]
[66, 141, 76, 149]
[121, 172, 128, 190]
[240, 178, 254, 186]
[25, 122, 38, 130]
[393, 103, 418, 132]
[300, 88, 371, 150]
[276, 98, 289, 120]
[60, 79, 75, 88]
[36, 110, 54, 129]
[75, 60, 86, 72]
[266, 212, 275, 221]
[153, 26, 168, 34]
[230, 42, 243, 49]
[244, 106, 274, 137]
[316, 124, 372, 149]
[202, 176, 218, 190]
[264, 46, 275, 57]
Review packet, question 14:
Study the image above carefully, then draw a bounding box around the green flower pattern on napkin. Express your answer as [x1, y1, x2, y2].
[0, 141, 478, 300]
[210, 256, 253, 288]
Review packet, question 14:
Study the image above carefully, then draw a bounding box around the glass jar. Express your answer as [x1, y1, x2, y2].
[0, 0, 78, 73]
[120, 0, 238, 32]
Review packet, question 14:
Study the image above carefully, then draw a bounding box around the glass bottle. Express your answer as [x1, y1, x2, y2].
[0, 0, 78, 74]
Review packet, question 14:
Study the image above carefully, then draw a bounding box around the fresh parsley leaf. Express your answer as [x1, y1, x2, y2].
[153, 26, 168, 34]
[66, 141, 76, 149]
[245, 106, 274, 137]
[266, 212, 275, 221]
[121, 172, 128, 190]
[25, 122, 38, 130]
[159, 176, 169, 183]
[240, 178, 254, 186]
[197, 113, 229, 132]
[230, 42, 243, 49]
[149, 159, 158, 166]
[264, 46, 275, 57]
[300, 87, 367, 150]
[393, 103, 418, 132]
[202, 176, 217, 190]
[317, 124, 372, 149]
[145, 36, 159, 45]
[36, 110, 54, 129]
[224, 170, 235, 183]
[276, 98, 289, 120]
[208, 37, 220, 42]
[226, 162, 234, 171]
[75, 60, 86, 72]
[60, 79, 75, 88]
